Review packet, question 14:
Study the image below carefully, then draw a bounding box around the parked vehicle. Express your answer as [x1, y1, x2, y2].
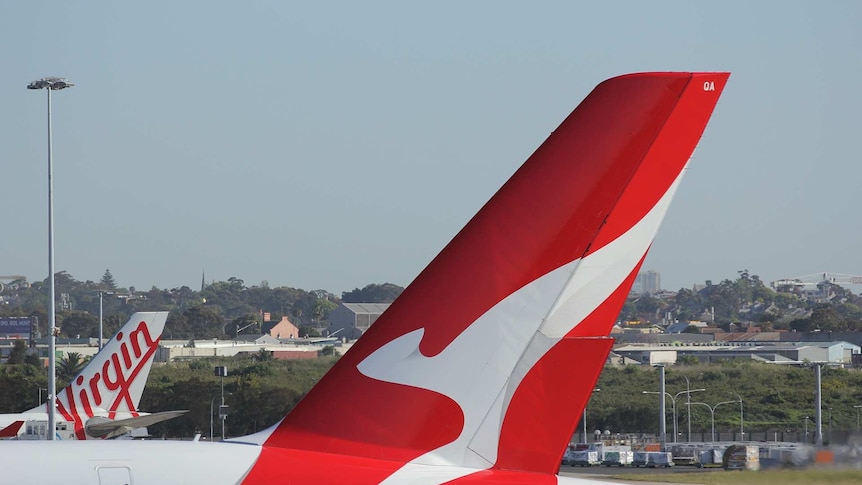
[562, 450, 600, 467]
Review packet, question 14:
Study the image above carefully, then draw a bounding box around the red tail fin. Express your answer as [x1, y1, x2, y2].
[256, 72, 728, 477]
[0, 420, 24, 438]
[37, 312, 168, 439]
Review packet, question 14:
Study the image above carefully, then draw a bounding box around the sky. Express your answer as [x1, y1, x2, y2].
[1, 1, 861, 296]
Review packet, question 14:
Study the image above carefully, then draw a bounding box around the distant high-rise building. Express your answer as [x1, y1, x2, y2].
[635, 270, 661, 295]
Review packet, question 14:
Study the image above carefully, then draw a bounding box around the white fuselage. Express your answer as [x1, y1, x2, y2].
[0, 410, 142, 440]
[0, 440, 260, 484]
[0, 439, 609, 485]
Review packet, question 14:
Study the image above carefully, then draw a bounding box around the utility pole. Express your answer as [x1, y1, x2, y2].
[27, 76, 74, 440]
[815, 364, 823, 446]
[658, 365, 666, 450]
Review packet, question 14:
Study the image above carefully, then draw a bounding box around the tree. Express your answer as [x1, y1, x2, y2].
[59, 311, 99, 338]
[23, 353, 41, 367]
[6, 340, 27, 364]
[254, 348, 274, 362]
[165, 311, 191, 339]
[311, 298, 337, 326]
[183, 305, 226, 339]
[100, 269, 118, 290]
[809, 304, 844, 331]
[341, 283, 403, 303]
[58, 352, 87, 383]
[318, 345, 336, 357]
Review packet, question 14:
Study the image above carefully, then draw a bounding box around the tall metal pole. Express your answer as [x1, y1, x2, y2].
[29, 77, 73, 440]
[671, 394, 677, 443]
[582, 408, 587, 444]
[711, 407, 715, 442]
[734, 392, 744, 441]
[98, 291, 104, 350]
[581, 388, 599, 444]
[45, 86, 57, 441]
[854, 405, 861, 433]
[684, 375, 692, 442]
[210, 397, 214, 441]
[658, 365, 666, 450]
[815, 364, 823, 446]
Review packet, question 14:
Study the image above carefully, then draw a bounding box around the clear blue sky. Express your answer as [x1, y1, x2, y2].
[2, 1, 860, 295]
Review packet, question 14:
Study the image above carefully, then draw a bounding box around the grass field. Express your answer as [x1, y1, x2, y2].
[619, 468, 862, 485]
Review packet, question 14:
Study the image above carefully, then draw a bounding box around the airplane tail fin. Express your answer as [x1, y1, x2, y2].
[0, 420, 24, 438]
[253, 73, 728, 477]
[33, 312, 168, 439]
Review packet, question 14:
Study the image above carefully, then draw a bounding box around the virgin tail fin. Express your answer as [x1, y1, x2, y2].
[33, 312, 168, 439]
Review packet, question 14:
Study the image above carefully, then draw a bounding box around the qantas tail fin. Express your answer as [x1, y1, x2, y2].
[28, 312, 168, 438]
[253, 72, 729, 479]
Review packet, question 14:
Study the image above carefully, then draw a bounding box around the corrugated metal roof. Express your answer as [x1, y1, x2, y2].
[341, 303, 391, 314]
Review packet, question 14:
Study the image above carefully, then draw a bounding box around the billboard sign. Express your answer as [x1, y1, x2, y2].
[0, 317, 31, 338]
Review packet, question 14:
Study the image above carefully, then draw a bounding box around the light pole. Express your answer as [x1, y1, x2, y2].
[733, 392, 744, 440]
[683, 375, 692, 442]
[214, 366, 229, 440]
[28, 76, 74, 440]
[854, 405, 861, 433]
[582, 388, 600, 444]
[235, 322, 257, 338]
[95, 290, 114, 350]
[814, 363, 823, 446]
[689, 399, 739, 442]
[210, 396, 216, 441]
[643, 388, 705, 443]
[657, 365, 666, 450]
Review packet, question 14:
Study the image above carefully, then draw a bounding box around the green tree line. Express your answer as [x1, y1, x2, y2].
[2, 356, 860, 440]
[588, 361, 862, 438]
[0, 271, 403, 340]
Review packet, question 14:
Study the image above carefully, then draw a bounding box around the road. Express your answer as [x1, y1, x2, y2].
[559, 464, 721, 485]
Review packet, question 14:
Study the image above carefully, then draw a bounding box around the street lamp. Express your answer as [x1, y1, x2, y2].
[95, 290, 115, 350]
[582, 388, 600, 444]
[643, 388, 705, 443]
[682, 375, 692, 442]
[854, 405, 861, 433]
[689, 399, 739, 442]
[214, 366, 229, 440]
[733, 392, 744, 440]
[28, 76, 74, 440]
[235, 321, 257, 338]
[210, 396, 217, 441]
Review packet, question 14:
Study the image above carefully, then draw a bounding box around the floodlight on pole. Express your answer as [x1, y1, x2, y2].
[582, 388, 600, 444]
[643, 387, 705, 443]
[733, 392, 744, 440]
[28, 76, 74, 440]
[689, 399, 739, 442]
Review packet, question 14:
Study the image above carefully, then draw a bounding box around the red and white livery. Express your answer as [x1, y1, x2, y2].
[0, 72, 729, 484]
[0, 312, 170, 440]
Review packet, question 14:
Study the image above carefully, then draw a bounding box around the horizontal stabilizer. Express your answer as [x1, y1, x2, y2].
[0, 420, 24, 438]
[86, 410, 188, 439]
